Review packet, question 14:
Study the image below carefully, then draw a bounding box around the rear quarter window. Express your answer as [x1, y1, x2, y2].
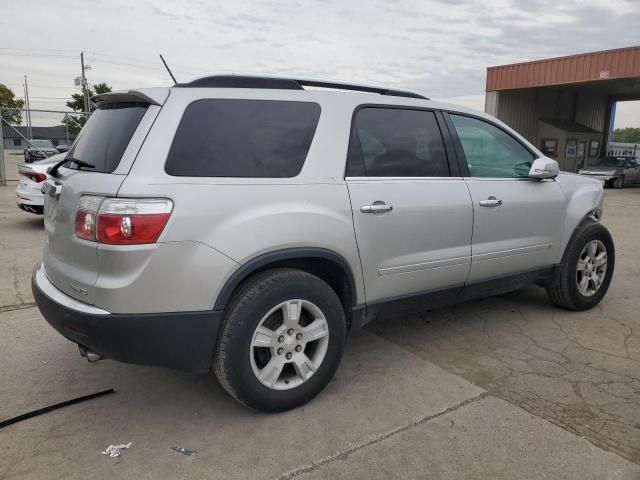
[165, 99, 321, 178]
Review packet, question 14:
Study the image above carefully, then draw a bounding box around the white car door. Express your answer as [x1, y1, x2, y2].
[345, 107, 473, 303]
[445, 113, 566, 283]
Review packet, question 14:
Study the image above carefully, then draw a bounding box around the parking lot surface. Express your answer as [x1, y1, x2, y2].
[0, 155, 639, 479]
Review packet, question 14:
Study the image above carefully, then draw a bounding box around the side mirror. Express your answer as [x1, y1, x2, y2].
[529, 157, 559, 179]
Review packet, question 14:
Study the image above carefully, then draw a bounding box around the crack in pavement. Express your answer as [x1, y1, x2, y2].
[276, 391, 490, 480]
[0, 303, 36, 313]
[9, 255, 25, 305]
[366, 293, 640, 465]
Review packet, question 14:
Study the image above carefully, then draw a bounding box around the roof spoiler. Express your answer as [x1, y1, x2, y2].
[91, 88, 169, 107]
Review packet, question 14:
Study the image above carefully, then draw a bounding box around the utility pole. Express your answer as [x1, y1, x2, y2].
[0, 106, 6, 186]
[24, 75, 32, 139]
[80, 52, 90, 113]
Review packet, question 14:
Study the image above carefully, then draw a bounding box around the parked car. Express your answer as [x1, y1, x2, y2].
[16, 153, 65, 214]
[24, 139, 59, 163]
[55, 144, 69, 153]
[579, 156, 640, 188]
[32, 74, 615, 412]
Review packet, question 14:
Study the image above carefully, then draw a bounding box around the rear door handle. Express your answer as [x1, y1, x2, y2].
[479, 196, 503, 207]
[361, 201, 393, 214]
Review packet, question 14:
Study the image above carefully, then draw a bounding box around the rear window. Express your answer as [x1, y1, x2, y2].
[66, 102, 148, 173]
[165, 99, 321, 177]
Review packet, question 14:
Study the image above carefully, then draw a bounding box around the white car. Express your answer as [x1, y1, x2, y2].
[16, 153, 65, 214]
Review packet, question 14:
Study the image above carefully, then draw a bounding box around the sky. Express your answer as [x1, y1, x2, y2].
[1, 0, 639, 127]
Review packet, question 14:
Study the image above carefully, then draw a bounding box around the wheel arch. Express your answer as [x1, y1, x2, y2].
[556, 176, 604, 261]
[213, 248, 362, 330]
[560, 209, 603, 261]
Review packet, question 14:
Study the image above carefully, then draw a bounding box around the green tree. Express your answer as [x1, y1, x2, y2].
[64, 82, 112, 134]
[0, 84, 25, 125]
[613, 127, 640, 144]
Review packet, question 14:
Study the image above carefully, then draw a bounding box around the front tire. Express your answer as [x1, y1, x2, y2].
[214, 269, 347, 412]
[546, 221, 615, 310]
[612, 177, 624, 188]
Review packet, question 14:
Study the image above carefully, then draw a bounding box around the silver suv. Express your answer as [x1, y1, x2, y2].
[33, 74, 615, 412]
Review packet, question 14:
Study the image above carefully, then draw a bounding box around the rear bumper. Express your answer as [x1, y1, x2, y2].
[18, 203, 44, 214]
[32, 264, 223, 373]
[16, 188, 44, 207]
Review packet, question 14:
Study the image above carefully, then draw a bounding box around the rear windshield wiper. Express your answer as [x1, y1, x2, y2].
[48, 157, 95, 178]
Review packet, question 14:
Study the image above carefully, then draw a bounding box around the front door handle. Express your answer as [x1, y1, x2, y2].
[479, 196, 503, 207]
[361, 201, 393, 214]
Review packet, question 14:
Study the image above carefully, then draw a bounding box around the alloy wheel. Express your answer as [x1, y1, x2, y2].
[249, 299, 330, 390]
[576, 240, 607, 297]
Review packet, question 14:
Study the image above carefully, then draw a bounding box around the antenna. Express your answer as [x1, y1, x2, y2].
[159, 54, 177, 85]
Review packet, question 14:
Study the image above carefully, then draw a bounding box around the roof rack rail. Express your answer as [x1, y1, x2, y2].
[176, 73, 428, 100]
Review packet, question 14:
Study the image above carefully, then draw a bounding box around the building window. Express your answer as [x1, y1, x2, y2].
[565, 140, 577, 158]
[13, 138, 21, 146]
[541, 139, 558, 158]
[589, 140, 600, 157]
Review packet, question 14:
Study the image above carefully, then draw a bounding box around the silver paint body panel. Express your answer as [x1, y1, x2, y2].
[38, 84, 605, 314]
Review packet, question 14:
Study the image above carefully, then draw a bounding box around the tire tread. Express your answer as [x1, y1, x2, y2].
[546, 221, 614, 311]
[214, 268, 345, 411]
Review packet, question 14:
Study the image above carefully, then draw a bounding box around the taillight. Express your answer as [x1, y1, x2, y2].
[19, 169, 47, 183]
[74, 196, 103, 241]
[74, 197, 173, 245]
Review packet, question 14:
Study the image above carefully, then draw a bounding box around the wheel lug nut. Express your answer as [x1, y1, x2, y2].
[287, 328, 294, 336]
[286, 352, 292, 360]
[277, 348, 284, 355]
[295, 345, 302, 352]
[278, 335, 284, 343]
[296, 333, 303, 340]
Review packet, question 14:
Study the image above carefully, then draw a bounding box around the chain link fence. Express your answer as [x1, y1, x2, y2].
[0, 108, 91, 185]
[607, 141, 640, 158]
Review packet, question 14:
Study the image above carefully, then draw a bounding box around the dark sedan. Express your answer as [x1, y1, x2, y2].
[24, 139, 59, 163]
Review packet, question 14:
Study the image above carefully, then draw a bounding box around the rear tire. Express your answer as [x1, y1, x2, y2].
[612, 177, 624, 188]
[214, 268, 346, 412]
[546, 221, 614, 311]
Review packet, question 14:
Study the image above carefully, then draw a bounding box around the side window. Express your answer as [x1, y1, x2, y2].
[449, 114, 535, 178]
[346, 107, 449, 177]
[166, 100, 320, 178]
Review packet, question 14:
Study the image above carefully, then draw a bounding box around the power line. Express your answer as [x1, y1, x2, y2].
[19, 96, 71, 100]
[5, 84, 76, 89]
[0, 47, 78, 53]
[0, 52, 77, 59]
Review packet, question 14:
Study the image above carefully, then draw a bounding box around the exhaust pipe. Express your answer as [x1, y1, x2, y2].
[78, 345, 103, 363]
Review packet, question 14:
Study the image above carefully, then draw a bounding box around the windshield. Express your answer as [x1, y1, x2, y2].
[31, 140, 54, 148]
[588, 157, 628, 168]
[66, 102, 148, 173]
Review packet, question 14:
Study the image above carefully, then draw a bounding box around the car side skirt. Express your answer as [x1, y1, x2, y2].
[352, 265, 558, 328]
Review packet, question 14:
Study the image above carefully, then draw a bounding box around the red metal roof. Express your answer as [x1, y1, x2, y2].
[486, 46, 640, 91]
